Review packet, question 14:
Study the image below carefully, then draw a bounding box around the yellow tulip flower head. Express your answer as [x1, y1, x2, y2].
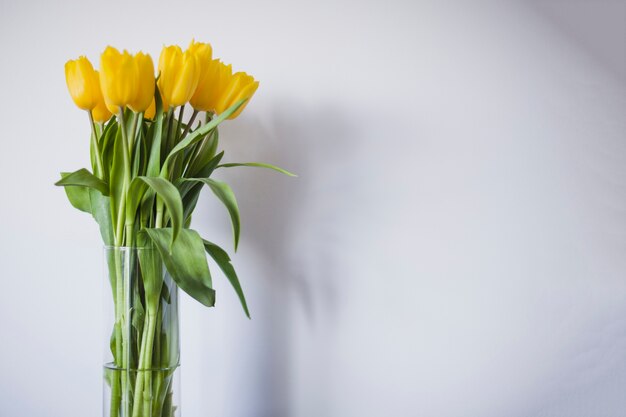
[128, 52, 155, 113]
[91, 71, 113, 123]
[92, 100, 113, 123]
[187, 39, 213, 112]
[65, 56, 101, 110]
[144, 89, 168, 120]
[158, 45, 201, 108]
[190, 59, 233, 113]
[144, 97, 156, 120]
[215, 71, 259, 119]
[99, 46, 137, 114]
[187, 39, 212, 62]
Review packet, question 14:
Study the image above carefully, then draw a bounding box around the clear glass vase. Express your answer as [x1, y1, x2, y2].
[103, 247, 181, 417]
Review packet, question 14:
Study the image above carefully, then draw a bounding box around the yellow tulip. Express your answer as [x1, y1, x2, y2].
[144, 89, 168, 120]
[145, 98, 156, 120]
[92, 100, 112, 123]
[91, 71, 112, 122]
[215, 71, 259, 119]
[187, 39, 212, 62]
[128, 52, 155, 113]
[158, 45, 201, 107]
[190, 59, 232, 113]
[65, 56, 100, 110]
[99, 46, 136, 114]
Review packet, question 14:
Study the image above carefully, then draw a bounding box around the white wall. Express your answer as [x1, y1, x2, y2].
[0, 0, 625, 416]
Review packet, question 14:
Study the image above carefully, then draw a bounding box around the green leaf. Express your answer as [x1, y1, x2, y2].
[55, 168, 109, 196]
[203, 239, 250, 318]
[57, 173, 114, 245]
[131, 117, 146, 178]
[217, 162, 297, 177]
[90, 129, 99, 179]
[127, 177, 183, 247]
[163, 98, 246, 173]
[131, 286, 145, 353]
[177, 152, 225, 226]
[195, 150, 224, 179]
[146, 85, 164, 178]
[185, 129, 219, 178]
[109, 127, 125, 232]
[100, 120, 119, 182]
[139, 189, 156, 229]
[125, 181, 148, 225]
[143, 228, 215, 307]
[137, 244, 164, 305]
[60, 173, 92, 214]
[177, 152, 224, 200]
[181, 178, 241, 251]
[90, 189, 114, 245]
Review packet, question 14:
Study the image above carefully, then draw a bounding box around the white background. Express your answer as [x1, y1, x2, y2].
[1, 0, 625, 416]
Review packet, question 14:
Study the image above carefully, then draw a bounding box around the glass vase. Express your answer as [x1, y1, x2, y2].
[103, 247, 181, 417]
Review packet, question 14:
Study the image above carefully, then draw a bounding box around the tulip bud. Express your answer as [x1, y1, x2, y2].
[158, 45, 201, 107]
[99, 46, 137, 114]
[190, 59, 232, 113]
[128, 52, 155, 113]
[215, 71, 259, 119]
[65, 57, 100, 110]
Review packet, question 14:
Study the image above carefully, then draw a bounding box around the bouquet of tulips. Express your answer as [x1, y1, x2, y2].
[56, 41, 293, 417]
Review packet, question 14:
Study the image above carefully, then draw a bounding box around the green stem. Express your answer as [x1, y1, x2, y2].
[110, 372, 121, 417]
[131, 314, 150, 417]
[175, 105, 185, 143]
[169, 106, 186, 178]
[111, 110, 133, 416]
[142, 310, 158, 416]
[88, 111, 105, 178]
[115, 111, 132, 245]
[155, 199, 164, 229]
[126, 111, 144, 245]
[112, 248, 129, 416]
[129, 112, 140, 150]
[164, 107, 175, 156]
[179, 109, 198, 139]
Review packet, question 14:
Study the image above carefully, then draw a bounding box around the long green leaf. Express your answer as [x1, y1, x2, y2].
[127, 177, 183, 247]
[109, 126, 125, 233]
[177, 152, 224, 199]
[56, 173, 114, 245]
[177, 152, 225, 226]
[186, 129, 219, 178]
[137, 242, 164, 305]
[203, 239, 249, 318]
[194, 150, 224, 179]
[90, 189, 114, 245]
[100, 120, 118, 180]
[143, 228, 215, 307]
[55, 168, 109, 196]
[146, 85, 164, 177]
[181, 178, 241, 251]
[217, 162, 297, 177]
[60, 173, 92, 214]
[162, 98, 246, 173]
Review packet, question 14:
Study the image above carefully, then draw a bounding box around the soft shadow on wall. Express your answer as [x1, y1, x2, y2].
[524, 0, 626, 82]
[191, 99, 360, 417]
[515, 2, 626, 416]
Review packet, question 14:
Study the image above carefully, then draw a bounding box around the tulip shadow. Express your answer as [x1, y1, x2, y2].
[212, 99, 358, 417]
